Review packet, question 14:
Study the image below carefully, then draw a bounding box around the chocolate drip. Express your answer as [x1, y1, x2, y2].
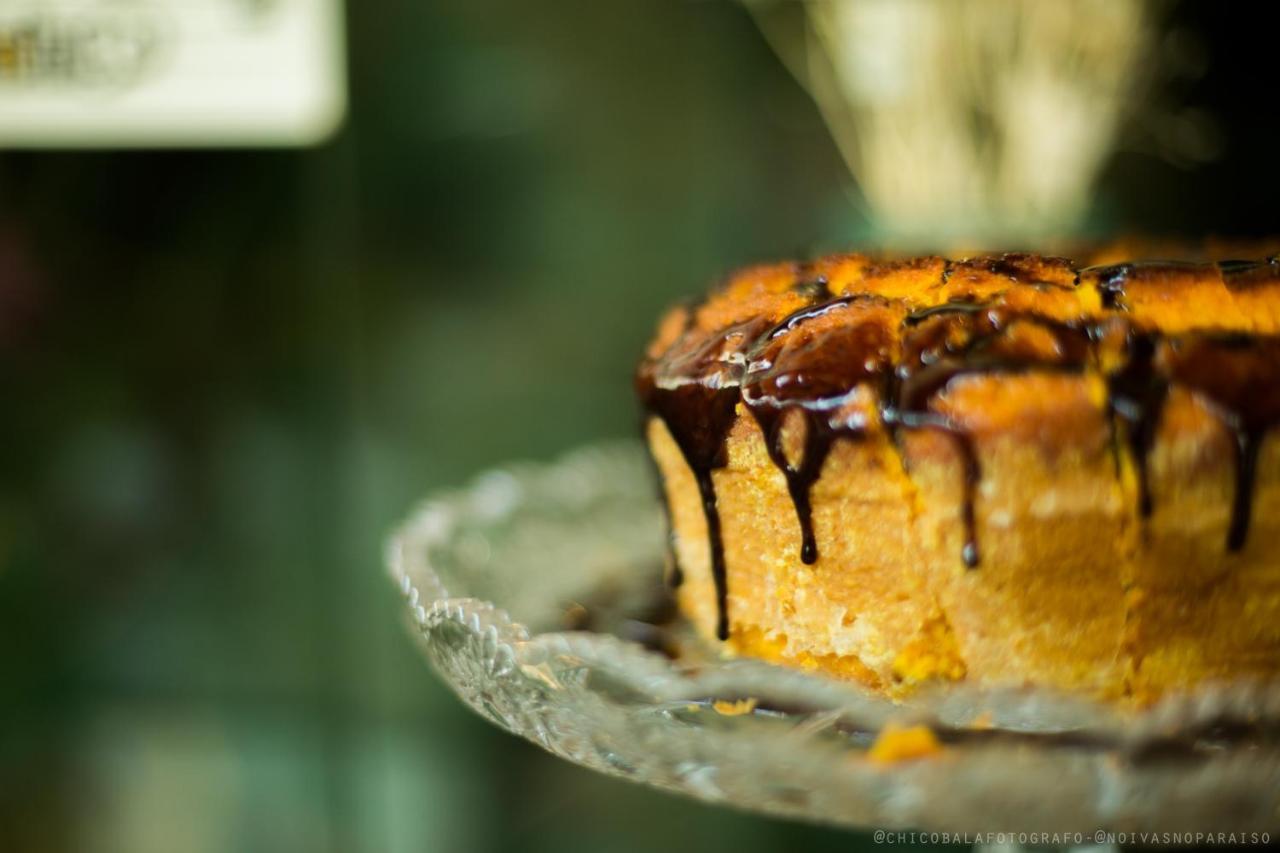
[640, 380, 738, 632]
[694, 468, 730, 638]
[637, 317, 772, 639]
[1229, 431, 1261, 552]
[893, 305, 1093, 566]
[954, 430, 982, 567]
[747, 407, 836, 564]
[642, 300, 710, 588]
[742, 297, 896, 564]
[1159, 335, 1280, 552]
[881, 406, 984, 568]
[1105, 332, 1168, 518]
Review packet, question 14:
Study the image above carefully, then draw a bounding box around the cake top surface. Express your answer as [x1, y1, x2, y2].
[640, 245, 1280, 411]
[639, 246, 1280, 412]
[644, 246, 1280, 362]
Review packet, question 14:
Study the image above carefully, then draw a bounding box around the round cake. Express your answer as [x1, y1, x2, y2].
[636, 247, 1280, 703]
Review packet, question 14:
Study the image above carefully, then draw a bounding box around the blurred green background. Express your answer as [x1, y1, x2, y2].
[3, 1, 1280, 851]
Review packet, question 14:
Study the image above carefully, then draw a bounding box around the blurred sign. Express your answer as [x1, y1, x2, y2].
[0, 0, 345, 147]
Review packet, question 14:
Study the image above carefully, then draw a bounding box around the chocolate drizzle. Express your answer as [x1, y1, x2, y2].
[1105, 331, 1168, 518]
[741, 297, 897, 564]
[1159, 335, 1280, 551]
[1087, 260, 1280, 543]
[892, 302, 1093, 567]
[636, 316, 772, 639]
[1230, 433, 1261, 551]
[639, 253, 1280, 643]
[746, 406, 832, 564]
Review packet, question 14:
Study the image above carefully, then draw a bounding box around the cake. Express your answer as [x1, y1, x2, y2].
[636, 247, 1280, 703]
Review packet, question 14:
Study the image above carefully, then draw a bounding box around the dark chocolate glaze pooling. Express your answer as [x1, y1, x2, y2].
[640, 253, 1280, 643]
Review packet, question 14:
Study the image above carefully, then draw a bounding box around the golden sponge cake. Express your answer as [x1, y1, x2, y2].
[636, 249, 1280, 703]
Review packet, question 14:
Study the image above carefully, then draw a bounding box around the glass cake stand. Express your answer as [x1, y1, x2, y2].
[386, 441, 1280, 837]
